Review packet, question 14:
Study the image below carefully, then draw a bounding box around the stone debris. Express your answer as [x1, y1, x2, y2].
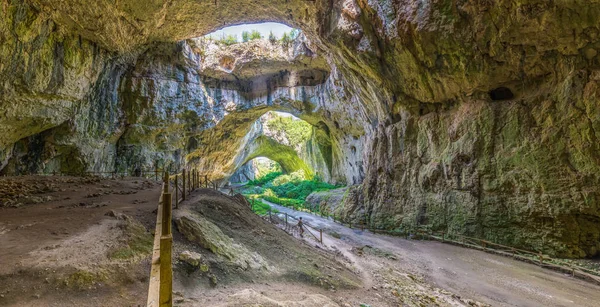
[179, 251, 203, 267]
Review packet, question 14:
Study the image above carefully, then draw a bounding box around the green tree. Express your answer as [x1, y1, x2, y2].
[241, 31, 250, 42]
[250, 30, 262, 40]
[281, 32, 291, 47]
[289, 29, 300, 40]
[220, 34, 238, 46]
[268, 31, 277, 44]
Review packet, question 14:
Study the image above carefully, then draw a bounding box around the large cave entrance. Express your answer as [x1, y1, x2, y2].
[226, 111, 333, 184]
[229, 157, 281, 184]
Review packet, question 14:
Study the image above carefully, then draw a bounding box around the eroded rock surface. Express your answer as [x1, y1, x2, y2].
[176, 209, 270, 271]
[2, 0, 600, 257]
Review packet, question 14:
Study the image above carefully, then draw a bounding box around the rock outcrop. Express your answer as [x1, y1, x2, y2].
[1, 0, 600, 257]
[176, 209, 270, 271]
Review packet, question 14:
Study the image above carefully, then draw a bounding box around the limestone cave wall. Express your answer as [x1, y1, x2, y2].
[1, 0, 599, 257]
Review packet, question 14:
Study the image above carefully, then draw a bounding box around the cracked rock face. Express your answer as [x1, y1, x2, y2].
[1, 0, 600, 257]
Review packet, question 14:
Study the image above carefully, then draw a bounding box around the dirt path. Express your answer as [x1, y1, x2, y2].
[0, 176, 162, 306]
[262, 199, 600, 307]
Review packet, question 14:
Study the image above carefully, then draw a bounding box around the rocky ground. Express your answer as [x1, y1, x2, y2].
[2, 176, 599, 307]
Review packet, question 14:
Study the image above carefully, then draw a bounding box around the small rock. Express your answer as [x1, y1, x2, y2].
[179, 251, 202, 267]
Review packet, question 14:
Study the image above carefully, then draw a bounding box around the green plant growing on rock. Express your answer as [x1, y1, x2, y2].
[219, 34, 238, 46]
[241, 31, 250, 42]
[268, 31, 277, 44]
[248, 171, 282, 186]
[250, 30, 262, 40]
[280, 32, 292, 47]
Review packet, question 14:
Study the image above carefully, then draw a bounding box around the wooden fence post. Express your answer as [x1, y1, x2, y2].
[159, 234, 172, 306]
[319, 229, 323, 243]
[182, 170, 186, 201]
[162, 193, 172, 236]
[285, 213, 288, 226]
[205, 175, 208, 188]
[175, 175, 179, 209]
[163, 171, 169, 194]
[159, 192, 173, 306]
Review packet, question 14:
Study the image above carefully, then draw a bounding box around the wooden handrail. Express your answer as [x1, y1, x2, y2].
[147, 175, 174, 307]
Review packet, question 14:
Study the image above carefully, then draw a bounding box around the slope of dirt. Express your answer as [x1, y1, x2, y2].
[0, 176, 162, 306]
[172, 189, 360, 297]
[172, 189, 486, 306]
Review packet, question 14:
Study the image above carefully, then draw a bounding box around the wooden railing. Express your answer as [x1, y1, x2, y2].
[421, 230, 600, 285]
[146, 169, 220, 307]
[246, 199, 324, 244]
[147, 173, 173, 307]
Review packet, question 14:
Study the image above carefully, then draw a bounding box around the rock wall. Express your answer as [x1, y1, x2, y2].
[2, 0, 600, 257]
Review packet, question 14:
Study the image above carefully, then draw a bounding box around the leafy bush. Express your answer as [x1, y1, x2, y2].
[249, 170, 339, 203]
[271, 170, 307, 186]
[270, 179, 337, 200]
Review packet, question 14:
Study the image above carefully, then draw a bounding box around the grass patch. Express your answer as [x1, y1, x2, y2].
[64, 270, 107, 290]
[109, 220, 153, 260]
[250, 199, 279, 216]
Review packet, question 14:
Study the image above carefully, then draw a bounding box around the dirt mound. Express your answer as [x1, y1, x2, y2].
[173, 189, 360, 291]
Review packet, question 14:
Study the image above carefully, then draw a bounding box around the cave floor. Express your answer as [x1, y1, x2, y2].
[261, 199, 600, 307]
[0, 176, 162, 306]
[2, 176, 599, 306]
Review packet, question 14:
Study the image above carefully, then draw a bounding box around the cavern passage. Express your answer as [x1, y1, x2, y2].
[2, 0, 600, 259]
[2, 1, 600, 302]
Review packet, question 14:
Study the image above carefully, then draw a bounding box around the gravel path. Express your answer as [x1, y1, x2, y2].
[262, 199, 600, 307]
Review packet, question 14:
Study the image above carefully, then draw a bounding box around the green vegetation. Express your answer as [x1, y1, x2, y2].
[265, 113, 312, 146]
[250, 30, 262, 40]
[248, 197, 279, 216]
[210, 29, 301, 46]
[280, 29, 301, 47]
[242, 30, 262, 42]
[281, 32, 292, 47]
[248, 171, 282, 186]
[109, 220, 153, 260]
[243, 170, 339, 213]
[64, 270, 107, 290]
[218, 34, 238, 46]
